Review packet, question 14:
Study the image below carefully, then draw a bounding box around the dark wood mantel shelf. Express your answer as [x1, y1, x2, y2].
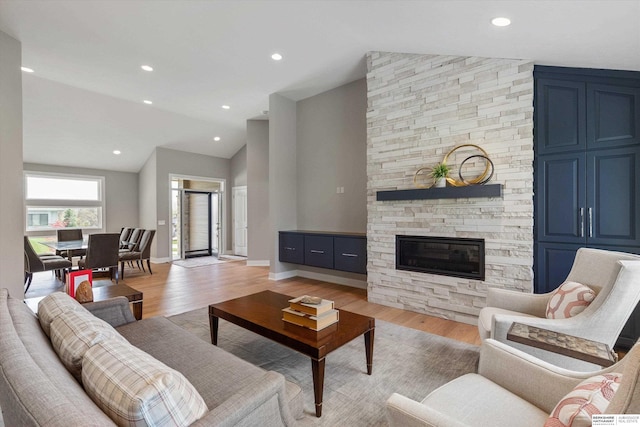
[376, 183, 502, 201]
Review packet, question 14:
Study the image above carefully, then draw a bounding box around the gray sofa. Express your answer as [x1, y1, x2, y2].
[0, 288, 304, 426]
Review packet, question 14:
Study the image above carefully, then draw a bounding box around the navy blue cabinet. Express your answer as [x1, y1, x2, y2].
[303, 235, 334, 269]
[534, 66, 640, 294]
[334, 236, 367, 273]
[279, 232, 304, 264]
[278, 231, 367, 274]
[534, 66, 640, 347]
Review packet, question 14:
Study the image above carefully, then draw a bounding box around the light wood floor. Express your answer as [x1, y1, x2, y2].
[26, 259, 482, 346]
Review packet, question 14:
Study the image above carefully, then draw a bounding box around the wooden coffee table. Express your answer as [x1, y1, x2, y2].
[209, 290, 375, 417]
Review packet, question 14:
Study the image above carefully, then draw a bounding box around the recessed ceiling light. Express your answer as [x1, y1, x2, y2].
[491, 17, 511, 27]
[221, 105, 230, 110]
[213, 136, 221, 141]
[143, 100, 153, 105]
[271, 53, 283, 61]
[141, 65, 153, 72]
[21, 66, 34, 73]
[113, 150, 121, 155]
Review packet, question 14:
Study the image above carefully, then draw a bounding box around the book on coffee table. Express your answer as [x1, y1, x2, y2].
[282, 307, 339, 331]
[288, 295, 334, 316]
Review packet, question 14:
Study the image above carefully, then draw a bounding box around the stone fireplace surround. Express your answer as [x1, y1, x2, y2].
[366, 51, 534, 325]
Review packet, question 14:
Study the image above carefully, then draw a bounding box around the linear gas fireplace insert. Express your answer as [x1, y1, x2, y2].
[396, 235, 485, 280]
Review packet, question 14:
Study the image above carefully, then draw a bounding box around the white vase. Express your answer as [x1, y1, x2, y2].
[435, 178, 446, 188]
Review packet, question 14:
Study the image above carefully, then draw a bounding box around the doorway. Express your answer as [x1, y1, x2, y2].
[171, 177, 224, 261]
[232, 186, 247, 256]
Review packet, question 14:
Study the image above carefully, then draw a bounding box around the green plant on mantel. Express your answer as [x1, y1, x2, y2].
[431, 162, 450, 179]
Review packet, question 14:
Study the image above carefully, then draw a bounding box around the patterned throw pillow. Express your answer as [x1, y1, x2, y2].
[546, 281, 596, 319]
[37, 291, 85, 337]
[50, 309, 127, 380]
[545, 373, 622, 427]
[82, 339, 208, 427]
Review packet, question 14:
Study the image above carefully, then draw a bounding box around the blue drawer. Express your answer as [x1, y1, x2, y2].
[304, 235, 334, 269]
[279, 232, 304, 264]
[334, 237, 367, 273]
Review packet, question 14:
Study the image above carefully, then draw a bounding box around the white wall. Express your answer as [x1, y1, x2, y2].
[0, 31, 24, 298]
[268, 94, 298, 277]
[247, 120, 270, 264]
[296, 78, 367, 232]
[138, 150, 158, 258]
[230, 144, 247, 187]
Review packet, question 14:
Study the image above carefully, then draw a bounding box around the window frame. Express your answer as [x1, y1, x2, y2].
[24, 171, 106, 236]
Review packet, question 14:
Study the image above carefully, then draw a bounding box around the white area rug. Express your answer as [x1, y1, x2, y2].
[168, 308, 480, 426]
[172, 257, 227, 268]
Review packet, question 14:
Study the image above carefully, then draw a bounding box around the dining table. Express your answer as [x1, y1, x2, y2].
[43, 239, 88, 262]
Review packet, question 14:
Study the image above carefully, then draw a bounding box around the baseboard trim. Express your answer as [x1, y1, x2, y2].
[152, 257, 171, 264]
[296, 270, 367, 289]
[269, 270, 298, 281]
[247, 260, 270, 267]
[269, 269, 367, 289]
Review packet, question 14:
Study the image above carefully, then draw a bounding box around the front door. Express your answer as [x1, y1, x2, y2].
[182, 191, 212, 258]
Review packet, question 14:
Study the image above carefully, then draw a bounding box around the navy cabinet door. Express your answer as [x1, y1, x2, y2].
[534, 243, 579, 293]
[334, 237, 367, 274]
[279, 232, 304, 264]
[304, 235, 334, 269]
[535, 78, 586, 155]
[535, 152, 586, 244]
[587, 84, 640, 150]
[587, 146, 640, 246]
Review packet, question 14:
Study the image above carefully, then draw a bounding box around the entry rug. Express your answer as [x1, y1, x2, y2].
[171, 256, 227, 268]
[168, 308, 480, 426]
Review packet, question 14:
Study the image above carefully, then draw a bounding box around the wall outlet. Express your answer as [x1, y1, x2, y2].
[336, 186, 345, 194]
[158, 220, 166, 226]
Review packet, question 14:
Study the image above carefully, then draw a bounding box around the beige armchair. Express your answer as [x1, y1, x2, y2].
[478, 247, 640, 370]
[386, 338, 640, 427]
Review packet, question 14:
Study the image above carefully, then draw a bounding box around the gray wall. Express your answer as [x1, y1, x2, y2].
[296, 78, 367, 232]
[230, 144, 247, 187]
[0, 31, 24, 298]
[138, 150, 158, 257]
[246, 120, 270, 263]
[24, 163, 139, 234]
[154, 147, 231, 260]
[268, 94, 298, 276]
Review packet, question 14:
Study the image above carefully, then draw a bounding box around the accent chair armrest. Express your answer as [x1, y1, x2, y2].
[83, 296, 136, 327]
[386, 393, 469, 427]
[486, 287, 550, 317]
[189, 371, 297, 427]
[478, 339, 621, 413]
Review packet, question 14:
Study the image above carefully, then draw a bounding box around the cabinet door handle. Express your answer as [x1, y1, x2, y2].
[588, 207, 593, 238]
[284, 247, 296, 251]
[579, 208, 584, 238]
[341, 253, 358, 257]
[309, 250, 325, 254]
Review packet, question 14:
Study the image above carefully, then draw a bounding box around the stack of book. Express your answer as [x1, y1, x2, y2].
[282, 295, 339, 331]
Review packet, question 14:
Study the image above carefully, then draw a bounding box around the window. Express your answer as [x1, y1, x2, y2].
[25, 172, 105, 233]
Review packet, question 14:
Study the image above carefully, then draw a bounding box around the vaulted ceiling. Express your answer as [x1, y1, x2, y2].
[1, 1, 638, 172]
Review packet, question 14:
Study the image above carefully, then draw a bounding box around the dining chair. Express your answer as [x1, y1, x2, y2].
[121, 228, 144, 252]
[119, 229, 156, 279]
[119, 227, 133, 248]
[77, 233, 121, 284]
[56, 228, 86, 260]
[24, 236, 72, 293]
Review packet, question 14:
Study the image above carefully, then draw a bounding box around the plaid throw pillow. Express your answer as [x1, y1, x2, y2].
[82, 339, 208, 426]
